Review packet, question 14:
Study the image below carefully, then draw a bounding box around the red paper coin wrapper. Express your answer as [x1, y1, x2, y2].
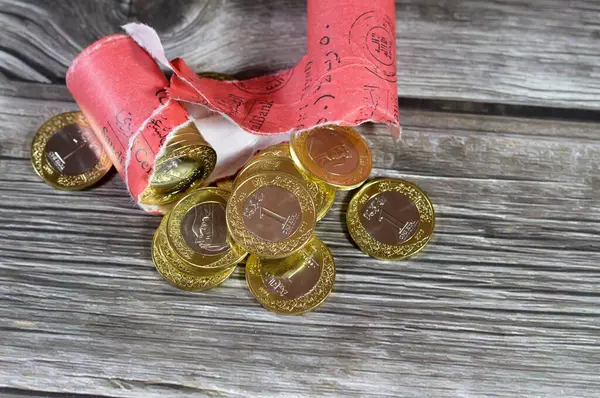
[66, 0, 399, 213]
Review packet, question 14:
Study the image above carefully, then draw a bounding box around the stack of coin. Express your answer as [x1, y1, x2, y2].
[221, 123, 374, 314]
[32, 109, 437, 314]
[152, 187, 247, 291]
[139, 124, 217, 206]
[31, 111, 112, 190]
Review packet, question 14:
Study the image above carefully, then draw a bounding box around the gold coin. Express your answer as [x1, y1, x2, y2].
[226, 171, 316, 259]
[346, 178, 435, 260]
[245, 236, 335, 315]
[165, 188, 247, 276]
[290, 125, 372, 190]
[235, 156, 336, 221]
[253, 142, 290, 159]
[149, 124, 216, 195]
[31, 111, 112, 190]
[152, 215, 238, 291]
[140, 140, 217, 206]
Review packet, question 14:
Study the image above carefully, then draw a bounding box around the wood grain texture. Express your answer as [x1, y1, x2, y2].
[1, 0, 600, 109]
[0, 81, 599, 397]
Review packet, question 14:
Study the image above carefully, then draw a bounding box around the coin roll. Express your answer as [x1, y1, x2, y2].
[226, 171, 316, 259]
[346, 178, 435, 260]
[290, 125, 372, 190]
[245, 236, 336, 315]
[164, 188, 247, 276]
[31, 111, 112, 190]
[66, 34, 216, 211]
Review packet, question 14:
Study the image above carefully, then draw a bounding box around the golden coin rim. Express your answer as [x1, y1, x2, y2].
[253, 143, 291, 160]
[245, 236, 336, 315]
[234, 156, 304, 188]
[289, 125, 372, 190]
[165, 187, 248, 272]
[315, 180, 336, 221]
[139, 185, 188, 206]
[31, 111, 112, 190]
[226, 171, 316, 259]
[346, 178, 435, 260]
[152, 217, 237, 291]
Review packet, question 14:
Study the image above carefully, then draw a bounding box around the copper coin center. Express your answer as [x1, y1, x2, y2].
[181, 202, 230, 255]
[44, 124, 101, 175]
[261, 247, 322, 299]
[305, 128, 359, 175]
[360, 191, 420, 245]
[242, 186, 302, 242]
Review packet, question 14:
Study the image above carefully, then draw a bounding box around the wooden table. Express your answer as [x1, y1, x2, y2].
[1, 1, 599, 396]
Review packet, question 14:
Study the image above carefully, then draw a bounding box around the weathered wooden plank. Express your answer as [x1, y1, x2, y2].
[1, 0, 600, 109]
[0, 82, 598, 397]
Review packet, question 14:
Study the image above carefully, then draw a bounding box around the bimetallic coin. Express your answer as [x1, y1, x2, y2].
[152, 216, 237, 291]
[227, 172, 316, 259]
[166, 188, 247, 276]
[140, 150, 216, 207]
[347, 178, 435, 260]
[237, 156, 336, 221]
[148, 124, 216, 195]
[246, 236, 335, 314]
[150, 156, 202, 193]
[290, 125, 372, 190]
[31, 111, 111, 190]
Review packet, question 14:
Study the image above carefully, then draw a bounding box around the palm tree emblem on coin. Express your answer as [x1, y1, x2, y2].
[47, 135, 90, 172]
[363, 196, 419, 242]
